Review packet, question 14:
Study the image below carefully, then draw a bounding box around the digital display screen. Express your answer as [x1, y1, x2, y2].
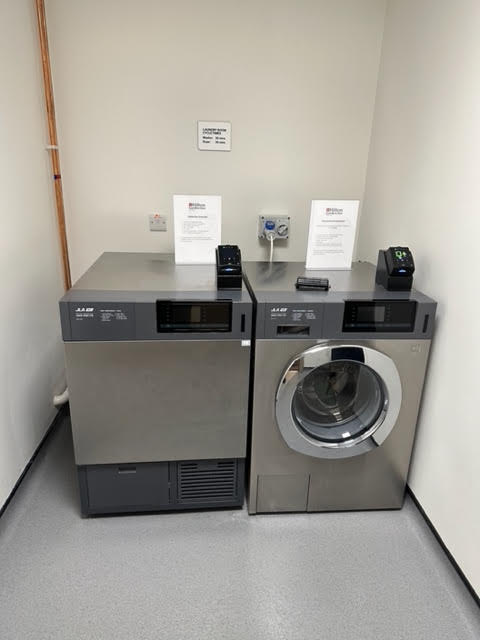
[356, 306, 385, 323]
[343, 300, 416, 332]
[157, 301, 232, 332]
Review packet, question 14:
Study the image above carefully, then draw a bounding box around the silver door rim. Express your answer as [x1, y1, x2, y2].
[275, 343, 402, 459]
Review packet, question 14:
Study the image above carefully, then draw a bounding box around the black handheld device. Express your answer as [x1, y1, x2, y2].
[216, 245, 242, 290]
[376, 247, 415, 291]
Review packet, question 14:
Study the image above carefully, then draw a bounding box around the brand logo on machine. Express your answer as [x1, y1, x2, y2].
[325, 207, 343, 215]
[271, 307, 287, 313]
[75, 307, 94, 313]
[188, 202, 206, 210]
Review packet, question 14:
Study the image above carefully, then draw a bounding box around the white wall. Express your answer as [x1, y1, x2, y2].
[0, 0, 65, 507]
[45, 0, 386, 280]
[359, 0, 480, 592]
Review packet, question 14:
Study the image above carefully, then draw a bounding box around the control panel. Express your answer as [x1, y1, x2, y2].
[258, 298, 433, 339]
[61, 298, 252, 341]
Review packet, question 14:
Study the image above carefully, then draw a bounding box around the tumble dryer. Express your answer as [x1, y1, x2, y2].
[60, 253, 252, 515]
[243, 261, 436, 514]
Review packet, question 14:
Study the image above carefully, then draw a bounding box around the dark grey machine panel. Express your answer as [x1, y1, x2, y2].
[258, 299, 436, 340]
[322, 298, 436, 340]
[243, 261, 437, 340]
[61, 299, 251, 342]
[78, 458, 245, 516]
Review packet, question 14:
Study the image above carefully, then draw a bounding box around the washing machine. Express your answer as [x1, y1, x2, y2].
[243, 261, 436, 513]
[59, 252, 252, 515]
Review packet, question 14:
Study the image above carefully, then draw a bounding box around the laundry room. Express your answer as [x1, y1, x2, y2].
[1, 0, 479, 638]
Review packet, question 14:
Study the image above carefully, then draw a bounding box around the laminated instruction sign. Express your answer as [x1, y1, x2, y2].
[197, 121, 231, 151]
[305, 200, 359, 270]
[174, 195, 221, 264]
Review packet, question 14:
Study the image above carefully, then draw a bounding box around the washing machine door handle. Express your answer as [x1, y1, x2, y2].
[275, 343, 403, 460]
[277, 343, 335, 391]
[277, 344, 367, 390]
[331, 346, 365, 363]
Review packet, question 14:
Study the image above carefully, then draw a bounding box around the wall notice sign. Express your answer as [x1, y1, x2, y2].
[174, 195, 221, 264]
[198, 121, 231, 151]
[305, 200, 359, 270]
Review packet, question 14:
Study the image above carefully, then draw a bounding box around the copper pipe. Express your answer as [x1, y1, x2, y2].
[35, 0, 72, 290]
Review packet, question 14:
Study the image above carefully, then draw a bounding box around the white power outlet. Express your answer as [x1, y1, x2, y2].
[258, 215, 290, 240]
[149, 213, 167, 232]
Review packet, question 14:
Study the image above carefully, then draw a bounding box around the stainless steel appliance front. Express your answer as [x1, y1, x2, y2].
[66, 339, 250, 465]
[249, 338, 430, 513]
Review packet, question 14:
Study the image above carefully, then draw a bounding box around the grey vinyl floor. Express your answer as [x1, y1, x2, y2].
[0, 416, 479, 640]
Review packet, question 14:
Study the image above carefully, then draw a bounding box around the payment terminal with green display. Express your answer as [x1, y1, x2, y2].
[375, 246, 415, 291]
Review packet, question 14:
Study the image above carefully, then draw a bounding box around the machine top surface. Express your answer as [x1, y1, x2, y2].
[63, 252, 251, 303]
[243, 261, 435, 304]
[73, 252, 223, 292]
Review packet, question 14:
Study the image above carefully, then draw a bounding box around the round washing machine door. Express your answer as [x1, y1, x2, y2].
[275, 344, 402, 459]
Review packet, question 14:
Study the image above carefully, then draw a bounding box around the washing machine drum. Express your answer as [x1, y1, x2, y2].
[292, 361, 385, 443]
[276, 345, 402, 459]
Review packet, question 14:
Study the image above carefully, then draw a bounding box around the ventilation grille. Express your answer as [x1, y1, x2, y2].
[177, 460, 238, 504]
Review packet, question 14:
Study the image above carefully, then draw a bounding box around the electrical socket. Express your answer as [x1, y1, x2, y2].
[258, 215, 290, 240]
[149, 213, 167, 232]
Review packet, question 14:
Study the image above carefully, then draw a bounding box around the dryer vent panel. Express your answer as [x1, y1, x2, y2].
[176, 459, 244, 506]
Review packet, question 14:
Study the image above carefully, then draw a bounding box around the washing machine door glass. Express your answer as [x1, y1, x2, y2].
[275, 344, 402, 459]
[292, 361, 385, 444]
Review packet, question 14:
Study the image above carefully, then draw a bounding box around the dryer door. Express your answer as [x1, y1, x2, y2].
[275, 345, 402, 459]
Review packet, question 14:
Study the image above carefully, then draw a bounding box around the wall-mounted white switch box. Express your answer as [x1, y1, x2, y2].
[258, 215, 290, 240]
[149, 213, 167, 232]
